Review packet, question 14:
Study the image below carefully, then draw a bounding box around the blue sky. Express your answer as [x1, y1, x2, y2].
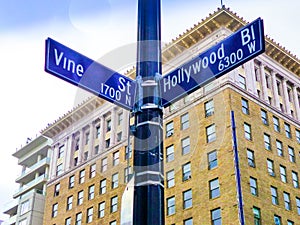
[0, 0, 299, 223]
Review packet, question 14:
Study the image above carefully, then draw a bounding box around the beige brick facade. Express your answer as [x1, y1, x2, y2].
[42, 7, 300, 225]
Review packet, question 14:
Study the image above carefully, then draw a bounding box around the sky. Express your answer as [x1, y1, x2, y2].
[0, 0, 299, 222]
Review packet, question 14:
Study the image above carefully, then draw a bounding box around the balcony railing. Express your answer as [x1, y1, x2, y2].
[16, 157, 50, 182]
[14, 174, 48, 198]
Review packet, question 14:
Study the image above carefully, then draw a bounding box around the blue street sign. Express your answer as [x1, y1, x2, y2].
[45, 38, 135, 110]
[160, 18, 265, 107]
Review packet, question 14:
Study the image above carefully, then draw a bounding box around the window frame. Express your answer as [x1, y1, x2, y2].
[181, 137, 190, 155]
[181, 113, 189, 130]
[209, 178, 220, 199]
[271, 186, 278, 205]
[182, 162, 191, 181]
[204, 99, 214, 117]
[208, 150, 218, 170]
[206, 124, 216, 143]
[183, 189, 192, 209]
[167, 196, 175, 215]
[241, 98, 249, 114]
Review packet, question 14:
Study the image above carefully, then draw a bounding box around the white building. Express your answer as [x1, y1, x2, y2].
[3, 135, 52, 225]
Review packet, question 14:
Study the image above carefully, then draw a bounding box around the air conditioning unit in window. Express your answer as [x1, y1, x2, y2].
[269, 171, 275, 177]
[166, 130, 174, 137]
[205, 111, 214, 117]
[248, 161, 255, 167]
[183, 175, 191, 181]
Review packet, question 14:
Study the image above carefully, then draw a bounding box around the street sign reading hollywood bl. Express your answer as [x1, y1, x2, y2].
[160, 18, 265, 107]
[45, 38, 135, 110]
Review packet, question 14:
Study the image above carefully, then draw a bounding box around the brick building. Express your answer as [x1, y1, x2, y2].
[41, 7, 300, 225]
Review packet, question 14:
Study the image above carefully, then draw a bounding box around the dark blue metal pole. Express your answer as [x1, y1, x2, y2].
[230, 111, 245, 225]
[133, 0, 164, 225]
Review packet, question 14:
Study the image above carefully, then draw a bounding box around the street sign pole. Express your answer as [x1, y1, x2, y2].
[133, 0, 164, 225]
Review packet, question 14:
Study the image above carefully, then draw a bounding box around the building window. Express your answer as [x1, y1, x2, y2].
[270, 186, 278, 205]
[274, 215, 281, 225]
[101, 157, 108, 172]
[183, 189, 192, 209]
[283, 192, 291, 210]
[241, 98, 249, 114]
[167, 196, 175, 215]
[250, 177, 258, 196]
[98, 201, 105, 218]
[238, 74, 246, 89]
[96, 126, 101, 139]
[75, 212, 82, 225]
[88, 185, 95, 200]
[166, 121, 174, 137]
[86, 207, 93, 223]
[52, 203, 58, 218]
[118, 112, 123, 125]
[79, 169, 85, 184]
[296, 129, 300, 143]
[253, 207, 261, 225]
[83, 151, 88, 161]
[124, 166, 132, 183]
[20, 200, 30, 215]
[280, 165, 287, 183]
[284, 123, 291, 138]
[264, 133, 271, 150]
[54, 183, 60, 197]
[209, 178, 220, 199]
[287, 220, 294, 225]
[90, 164, 96, 178]
[166, 145, 174, 162]
[125, 145, 132, 160]
[208, 150, 218, 169]
[166, 170, 175, 188]
[288, 146, 295, 163]
[181, 113, 189, 130]
[206, 124, 216, 143]
[181, 137, 190, 155]
[204, 99, 214, 117]
[261, 109, 268, 125]
[244, 123, 252, 140]
[211, 208, 221, 225]
[273, 116, 280, 132]
[247, 149, 255, 167]
[113, 151, 120, 166]
[77, 190, 84, 205]
[65, 217, 71, 225]
[56, 163, 63, 176]
[74, 157, 78, 166]
[117, 132, 122, 142]
[75, 138, 80, 151]
[105, 138, 110, 148]
[276, 140, 283, 157]
[100, 179, 106, 194]
[184, 218, 193, 225]
[182, 162, 191, 181]
[112, 173, 119, 189]
[292, 171, 299, 188]
[296, 197, 300, 215]
[66, 196, 73, 210]
[58, 145, 65, 158]
[94, 145, 99, 154]
[85, 132, 90, 145]
[106, 119, 111, 132]
[110, 221, 117, 225]
[111, 196, 118, 213]
[69, 175, 75, 189]
[267, 159, 275, 176]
